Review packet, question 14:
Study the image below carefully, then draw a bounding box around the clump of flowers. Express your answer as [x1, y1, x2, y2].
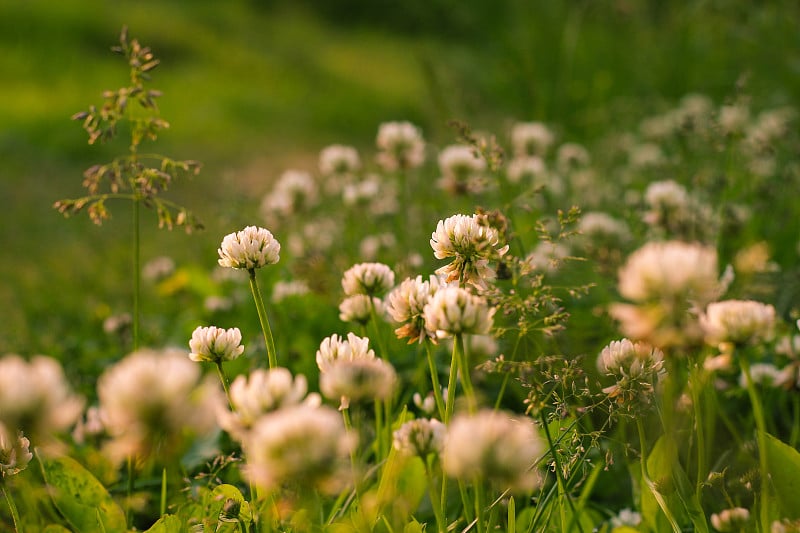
[423, 286, 495, 337]
[319, 144, 361, 177]
[375, 121, 426, 171]
[320, 356, 397, 410]
[341, 262, 396, 297]
[386, 275, 443, 343]
[700, 299, 776, 347]
[189, 325, 245, 363]
[436, 144, 487, 194]
[511, 121, 555, 157]
[442, 409, 544, 492]
[597, 338, 664, 413]
[710, 507, 750, 532]
[392, 418, 445, 458]
[430, 213, 509, 289]
[218, 225, 281, 270]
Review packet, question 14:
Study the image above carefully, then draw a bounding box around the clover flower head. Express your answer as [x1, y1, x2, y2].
[0, 426, 33, 478]
[701, 299, 776, 347]
[442, 410, 544, 492]
[319, 144, 361, 176]
[437, 144, 486, 194]
[556, 142, 591, 173]
[339, 294, 386, 325]
[218, 226, 281, 270]
[341, 262, 395, 297]
[189, 325, 245, 363]
[320, 356, 397, 410]
[316, 332, 375, 373]
[423, 286, 495, 337]
[506, 156, 547, 184]
[598, 339, 664, 412]
[610, 508, 642, 528]
[375, 121, 425, 171]
[511, 121, 555, 157]
[260, 170, 318, 220]
[710, 507, 750, 532]
[393, 418, 445, 458]
[386, 275, 443, 343]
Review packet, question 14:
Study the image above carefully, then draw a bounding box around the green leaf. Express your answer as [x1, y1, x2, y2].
[762, 431, 800, 519]
[144, 514, 183, 532]
[42, 526, 73, 533]
[39, 454, 127, 533]
[403, 519, 425, 533]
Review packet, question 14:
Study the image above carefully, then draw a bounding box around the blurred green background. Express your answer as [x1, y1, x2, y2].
[2, 0, 799, 362]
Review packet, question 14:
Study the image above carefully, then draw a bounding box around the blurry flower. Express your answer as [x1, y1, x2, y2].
[468, 334, 498, 359]
[375, 121, 425, 171]
[0, 355, 84, 443]
[341, 262, 395, 297]
[72, 406, 107, 445]
[576, 212, 631, 256]
[316, 332, 375, 373]
[642, 180, 716, 241]
[437, 144, 486, 194]
[772, 518, 800, 533]
[413, 390, 442, 415]
[506, 156, 546, 185]
[525, 242, 571, 273]
[700, 300, 776, 347]
[319, 144, 361, 176]
[610, 508, 642, 528]
[628, 142, 665, 168]
[423, 286, 495, 337]
[556, 142, 590, 173]
[430, 213, 509, 289]
[189, 326, 245, 363]
[386, 275, 443, 344]
[204, 295, 234, 313]
[598, 339, 664, 412]
[142, 256, 175, 282]
[103, 312, 132, 336]
[339, 294, 386, 325]
[218, 368, 318, 440]
[244, 404, 355, 494]
[718, 104, 750, 136]
[359, 233, 396, 261]
[218, 226, 280, 270]
[260, 170, 318, 221]
[442, 410, 544, 492]
[0, 427, 32, 478]
[738, 363, 783, 389]
[511, 121, 554, 157]
[320, 356, 397, 410]
[711, 507, 750, 532]
[393, 418, 445, 458]
[271, 280, 311, 303]
[734, 242, 779, 275]
[97, 348, 224, 464]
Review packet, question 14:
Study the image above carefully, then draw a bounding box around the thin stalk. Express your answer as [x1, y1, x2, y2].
[126, 457, 136, 527]
[444, 341, 459, 425]
[248, 269, 278, 369]
[424, 341, 447, 421]
[740, 355, 771, 532]
[689, 364, 708, 492]
[540, 412, 568, 533]
[132, 197, 141, 351]
[374, 399, 385, 459]
[474, 476, 486, 533]
[636, 418, 681, 533]
[494, 333, 523, 411]
[454, 333, 477, 414]
[424, 456, 446, 533]
[215, 361, 234, 409]
[368, 297, 389, 359]
[341, 407, 362, 506]
[160, 467, 167, 517]
[2, 485, 22, 533]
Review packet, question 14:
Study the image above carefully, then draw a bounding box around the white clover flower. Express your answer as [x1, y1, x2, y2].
[771, 518, 800, 533]
[339, 294, 386, 325]
[0, 355, 84, 443]
[218, 367, 318, 440]
[189, 326, 245, 363]
[359, 233, 397, 261]
[97, 348, 224, 464]
[341, 262, 395, 297]
[260, 170, 318, 220]
[430, 213, 509, 289]
[0, 425, 33, 478]
[506, 156, 547, 185]
[738, 363, 784, 389]
[437, 144, 486, 194]
[610, 508, 642, 528]
[525, 241, 571, 273]
[393, 418, 445, 458]
[718, 104, 750, 136]
[442, 410, 544, 492]
[271, 279, 311, 303]
[319, 144, 361, 176]
[320, 357, 397, 410]
[386, 275, 443, 344]
[413, 391, 440, 415]
[103, 312, 132, 336]
[556, 142, 590, 173]
[628, 142, 665, 168]
[423, 286, 495, 337]
[375, 121, 425, 171]
[700, 299, 776, 347]
[72, 406, 107, 445]
[511, 121, 555, 157]
[244, 404, 355, 494]
[711, 507, 750, 532]
[644, 180, 690, 213]
[142, 255, 175, 282]
[577, 212, 631, 243]
[598, 339, 664, 411]
[218, 226, 281, 270]
[316, 332, 375, 373]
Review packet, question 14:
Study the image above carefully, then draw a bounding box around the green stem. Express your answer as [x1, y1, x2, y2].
[444, 340, 459, 425]
[160, 467, 167, 517]
[540, 411, 568, 533]
[689, 364, 708, 492]
[424, 457, 446, 533]
[341, 407, 361, 505]
[739, 355, 771, 532]
[215, 361, 234, 410]
[454, 333, 477, 414]
[126, 456, 136, 527]
[248, 269, 278, 369]
[374, 399, 385, 459]
[368, 297, 389, 360]
[132, 197, 141, 351]
[424, 341, 446, 421]
[636, 418, 681, 533]
[474, 476, 486, 533]
[2, 485, 22, 533]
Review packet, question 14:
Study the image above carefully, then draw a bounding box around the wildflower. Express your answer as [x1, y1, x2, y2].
[386, 275, 443, 343]
[319, 144, 361, 176]
[320, 356, 397, 410]
[97, 348, 223, 464]
[610, 508, 642, 528]
[577, 212, 631, 246]
[556, 142, 590, 173]
[423, 286, 495, 337]
[339, 294, 386, 325]
[506, 156, 547, 185]
[271, 279, 311, 303]
[142, 255, 175, 282]
[72, 406, 107, 445]
[598, 339, 664, 412]
[738, 363, 784, 389]
[218, 367, 319, 440]
[103, 312, 132, 336]
[511, 121, 554, 157]
[0, 355, 84, 443]
[244, 404, 355, 494]
[0, 426, 33, 478]
[341, 262, 395, 297]
[393, 418, 445, 458]
[316, 332, 375, 373]
[442, 409, 544, 492]
[189, 326, 245, 363]
[204, 295, 234, 313]
[413, 390, 442, 415]
[718, 103, 750, 136]
[218, 226, 281, 270]
[700, 299, 776, 347]
[260, 170, 318, 221]
[430, 213, 509, 288]
[359, 233, 397, 261]
[710, 507, 750, 532]
[436, 144, 486, 194]
[772, 518, 800, 533]
[375, 121, 425, 171]
[525, 241, 571, 273]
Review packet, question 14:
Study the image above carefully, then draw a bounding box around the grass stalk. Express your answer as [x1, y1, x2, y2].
[2, 485, 22, 533]
[636, 418, 681, 533]
[739, 355, 771, 532]
[248, 269, 278, 369]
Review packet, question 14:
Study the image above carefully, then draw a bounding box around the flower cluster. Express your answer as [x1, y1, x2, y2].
[375, 121, 425, 171]
[598, 338, 664, 413]
[341, 262, 396, 297]
[218, 226, 281, 270]
[700, 299, 776, 347]
[393, 418, 445, 458]
[189, 325, 245, 363]
[423, 285, 495, 337]
[386, 275, 443, 343]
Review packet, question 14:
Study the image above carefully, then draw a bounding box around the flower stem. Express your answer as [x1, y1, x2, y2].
[341, 407, 361, 505]
[132, 197, 141, 351]
[215, 361, 233, 410]
[2, 485, 22, 533]
[160, 467, 167, 517]
[248, 269, 278, 369]
[424, 456, 446, 533]
[454, 333, 477, 414]
[739, 355, 771, 532]
[636, 418, 681, 533]
[445, 342, 458, 425]
[425, 341, 447, 421]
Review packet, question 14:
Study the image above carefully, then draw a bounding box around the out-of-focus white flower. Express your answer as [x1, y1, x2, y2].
[204, 296, 234, 313]
[423, 286, 495, 337]
[189, 326, 245, 363]
[218, 226, 281, 270]
[430, 213, 509, 289]
[771, 518, 800, 533]
[578, 212, 631, 243]
[0, 426, 33, 478]
[644, 180, 689, 214]
[97, 349, 223, 464]
[386, 275, 443, 344]
[718, 104, 750, 136]
[288, 218, 338, 257]
[556, 143, 590, 173]
[413, 390, 441, 415]
[738, 363, 784, 389]
[103, 313, 132, 336]
[339, 294, 386, 325]
[72, 406, 107, 445]
[316, 332, 375, 373]
[320, 356, 397, 410]
[359, 233, 397, 261]
[628, 142, 665, 169]
[710, 507, 750, 532]
[218, 367, 318, 440]
[319, 144, 361, 176]
[610, 508, 642, 528]
[142, 256, 175, 282]
[244, 404, 355, 494]
[442, 410, 544, 492]
[260, 170, 318, 221]
[393, 418, 445, 458]
[506, 156, 547, 185]
[0, 355, 84, 443]
[525, 242, 571, 273]
[375, 121, 426, 171]
[271, 279, 311, 303]
[341, 262, 395, 297]
[437, 144, 486, 194]
[511, 122, 554, 157]
[700, 300, 776, 346]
